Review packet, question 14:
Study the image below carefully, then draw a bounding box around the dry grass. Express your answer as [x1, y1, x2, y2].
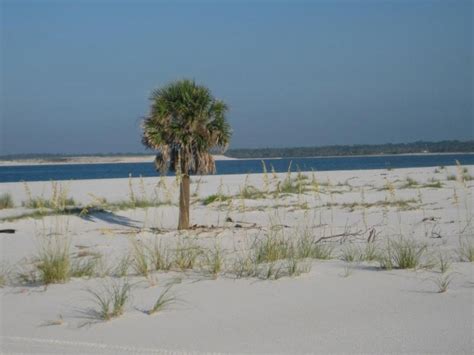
[0, 193, 14, 209]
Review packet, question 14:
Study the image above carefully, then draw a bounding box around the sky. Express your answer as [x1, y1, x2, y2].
[1, 0, 472, 155]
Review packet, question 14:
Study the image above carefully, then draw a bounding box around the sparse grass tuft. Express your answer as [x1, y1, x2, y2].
[431, 272, 455, 293]
[295, 232, 333, 260]
[340, 244, 361, 262]
[173, 240, 202, 270]
[130, 241, 150, 277]
[203, 245, 225, 278]
[0, 263, 12, 287]
[201, 194, 232, 205]
[146, 285, 176, 315]
[239, 185, 265, 199]
[148, 241, 172, 272]
[86, 280, 132, 321]
[458, 238, 474, 262]
[0, 193, 14, 209]
[70, 256, 100, 278]
[435, 251, 452, 273]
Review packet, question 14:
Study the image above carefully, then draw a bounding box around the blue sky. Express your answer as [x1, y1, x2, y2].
[1, 0, 472, 154]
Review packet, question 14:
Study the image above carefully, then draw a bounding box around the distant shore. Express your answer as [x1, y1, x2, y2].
[0, 154, 236, 167]
[0, 151, 473, 167]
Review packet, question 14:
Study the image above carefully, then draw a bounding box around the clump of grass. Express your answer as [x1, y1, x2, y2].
[130, 241, 151, 277]
[295, 232, 333, 260]
[340, 263, 354, 278]
[203, 245, 225, 278]
[201, 194, 232, 205]
[0, 263, 12, 287]
[340, 244, 361, 262]
[148, 241, 172, 272]
[239, 185, 265, 199]
[172, 239, 202, 270]
[285, 258, 311, 277]
[22, 182, 76, 212]
[112, 254, 132, 277]
[326, 198, 418, 212]
[458, 238, 474, 262]
[36, 239, 71, 284]
[145, 285, 176, 315]
[0, 193, 14, 209]
[380, 238, 427, 269]
[362, 242, 380, 262]
[86, 280, 132, 321]
[230, 252, 258, 278]
[70, 256, 100, 278]
[431, 272, 455, 293]
[401, 177, 419, 188]
[254, 231, 292, 264]
[435, 251, 452, 273]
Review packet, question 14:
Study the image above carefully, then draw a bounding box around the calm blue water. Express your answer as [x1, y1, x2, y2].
[0, 154, 473, 183]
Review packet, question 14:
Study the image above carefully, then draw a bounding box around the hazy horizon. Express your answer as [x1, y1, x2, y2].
[1, 0, 472, 155]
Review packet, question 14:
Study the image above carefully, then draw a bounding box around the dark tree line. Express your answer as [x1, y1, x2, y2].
[224, 140, 474, 159]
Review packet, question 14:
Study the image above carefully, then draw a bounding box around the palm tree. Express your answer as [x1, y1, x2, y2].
[141, 79, 231, 230]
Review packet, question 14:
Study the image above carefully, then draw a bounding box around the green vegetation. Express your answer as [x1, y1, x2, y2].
[225, 140, 474, 158]
[0, 193, 14, 209]
[86, 280, 132, 321]
[146, 285, 177, 315]
[141, 79, 231, 230]
[378, 238, 427, 270]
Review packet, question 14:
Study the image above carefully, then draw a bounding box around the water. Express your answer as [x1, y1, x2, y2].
[0, 154, 473, 183]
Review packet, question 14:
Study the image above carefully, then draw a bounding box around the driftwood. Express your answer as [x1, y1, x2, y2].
[0, 229, 15, 234]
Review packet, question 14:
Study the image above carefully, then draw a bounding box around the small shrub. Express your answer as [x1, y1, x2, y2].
[0, 193, 14, 209]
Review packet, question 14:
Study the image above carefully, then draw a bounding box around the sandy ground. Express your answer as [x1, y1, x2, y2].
[0, 154, 235, 166]
[0, 166, 473, 354]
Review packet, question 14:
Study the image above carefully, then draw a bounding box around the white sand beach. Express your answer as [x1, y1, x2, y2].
[0, 166, 473, 354]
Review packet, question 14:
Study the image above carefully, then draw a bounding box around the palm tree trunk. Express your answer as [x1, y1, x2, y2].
[178, 174, 190, 230]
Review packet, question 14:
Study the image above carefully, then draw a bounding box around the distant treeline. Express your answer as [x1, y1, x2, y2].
[1, 140, 473, 161]
[225, 140, 474, 159]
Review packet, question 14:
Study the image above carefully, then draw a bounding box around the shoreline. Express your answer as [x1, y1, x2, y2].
[0, 154, 236, 167]
[0, 151, 472, 167]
